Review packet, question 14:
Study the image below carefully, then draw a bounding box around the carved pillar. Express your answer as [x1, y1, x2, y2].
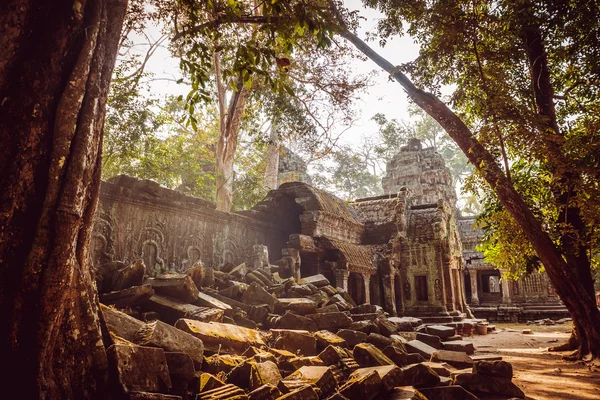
[469, 270, 479, 304]
[500, 269, 511, 304]
[362, 273, 371, 304]
[334, 269, 349, 292]
[382, 275, 397, 316]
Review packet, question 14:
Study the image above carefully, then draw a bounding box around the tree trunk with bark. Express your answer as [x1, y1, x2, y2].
[0, 0, 128, 397]
[336, 24, 600, 362]
[263, 120, 280, 191]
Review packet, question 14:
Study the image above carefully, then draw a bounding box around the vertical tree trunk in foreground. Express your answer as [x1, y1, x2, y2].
[0, 0, 128, 397]
[263, 121, 280, 191]
[337, 27, 600, 362]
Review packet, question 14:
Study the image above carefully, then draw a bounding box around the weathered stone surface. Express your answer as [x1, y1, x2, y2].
[283, 366, 337, 396]
[347, 320, 379, 335]
[366, 333, 394, 350]
[195, 291, 234, 314]
[220, 281, 249, 299]
[113, 259, 146, 291]
[374, 316, 398, 336]
[426, 325, 455, 338]
[203, 354, 246, 375]
[442, 340, 474, 355]
[397, 363, 441, 388]
[420, 361, 453, 377]
[315, 330, 348, 351]
[148, 273, 199, 303]
[250, 361, 283, 390]
[222, 262, 248, 280]
[454, 372, 524, 398]
[184, 261, 215, 288]
[353, 343, 395, 367]
[276, 298, 318, 316]
[145, 294, 223, 324]
[349, 365, 403, 392]
[385, 387, 427, 400]
[339, 370, 381, 400]
[127, 393, 182, 400]
[349, 304, 379, 314]
[418, 386, 479, 400]
[336, 329, 368, 348]
[281, 356, 325, 373]
[102, 305, 205, 367]
[272, 329, 317, 356]
[274, 312, 318, 332]
[307, 312, 353, 331]
[249, 384, 282, 400]
[394, 331, 417, 342]
[406, 340, 437, 359]
[100, 284, 154, 308]
[199, 373, 226, 392]
[299, 274, 330, 287]
[164, 352, 195, 394]
[382, 345, 409, 367]
[416, 333, 442, 349]
[241, 282, 279, 312]
[388, 317, 421, 330]
[430, 350, 473, 369]
[197, 383, 248, 400]
[175, 319, 265, 354]
[107, 344, 171, 394]
[472, 360, 513, 379]
[326, 294, 353, 311]
[276, 385, 319, 400]
[317, 304, 340, 314]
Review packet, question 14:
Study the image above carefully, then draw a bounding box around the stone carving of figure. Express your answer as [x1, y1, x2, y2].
[434, 279, 442, 300]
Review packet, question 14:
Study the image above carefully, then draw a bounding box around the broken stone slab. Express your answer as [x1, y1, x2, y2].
[417, 386, 478, 400]
[353, 343, 395, 367]
[197, 383, 248, 400]
[307, 312, 353, 331]
[164, 352, 195, 395]
[280, 356, 325, 374]
[430, 350, 473, 369]
[347, 320, 380, 335]
[219, 281, 249, 299]
[453, 372, 524, 398]
[397, 363, 441, 388]
[366, 333, 395, 350]
[107, 344, 171, 394]
[199, 373, 226, 392]
[406, 340, 437, 359]
[175, 319, 265, 354]
[221, 262, 248, 280]
[349, 365, 403, 392]
[319, 285, 337, 297]
[374, 316, 398, 336]
[442, 340, 474, 355]
[316, 304, 340, 314]
[416, 332, 442, 349]
[382, 345, 410, 367]
[283, 366, 337, 397]
[472, 360, 513, 379]
[385, 386, 426, 400]
[241, 282, 279, 312]
[249, 384, 282, 400]
[127, 393, 182, 400]
[113, 259, 146, 291]
[394, 331, 417, 341]
[276, 298, 318, 316]
[147, 273, 199, 303]
[317, 345, 350, 366]
[420, 361, 454, 377]
[145, 294, 223, 325]
[325, 294, 353, 311]
[276, 385, 319, 400]
[203, 354, 246, 376]
[426, 325, 455, 338]
[102, 305, 205, 368]
[271, 329, 317, 356]
[274, 312, 318, 332]
[249, 361, 283, 391]
[298, 274, 330, 287]
[184, 261, 215, 288]
[349, 304, 379, 314]
[100, 284, 154, 308]
[195, 291, 234, 315]
[339, 370, 382, 400]
[350, 313, 379, 322]
[388, 316, 420, 330]
[315, 330, 348, 351]
[336, 329, 368, 348]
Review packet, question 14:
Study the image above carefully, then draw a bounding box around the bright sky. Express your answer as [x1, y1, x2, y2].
[126, 0, 423, 147]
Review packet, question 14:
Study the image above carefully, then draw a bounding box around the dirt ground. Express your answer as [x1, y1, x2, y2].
[469, 323, 600, 400]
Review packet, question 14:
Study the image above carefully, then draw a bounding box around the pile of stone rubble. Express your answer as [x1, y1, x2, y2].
[97, 260, 526, 400]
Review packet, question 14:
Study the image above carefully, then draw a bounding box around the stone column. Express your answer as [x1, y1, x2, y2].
[382, 275, 397, 316]
[362, 273, 371, 304]
[334, 269, 349, 292]
[500, 269, 511, 303]
[469, 270, 479, 304]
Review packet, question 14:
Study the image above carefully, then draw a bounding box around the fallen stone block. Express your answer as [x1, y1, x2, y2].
[219, 281, 249, 299]
[148, 273, 199, 303]
[397, 363, 441, 388]
[405, 340, 437, 359]
[102, 305, 205, 368]
[442, 340, 474, 355]
[353, 343, 395, 367]
[420, 361, 453, 377]
[185, 261, 215, 288]
[112, 259, 146, 291]
[241, 282, 279, 312]
[249, 384, 282, 400]
[349, 365, 403, 392]
[276, 298, 318, 316]
[472, 360, 512, 379]
[430, 350, 473, 369]
[315, 330, 348, 351]
[453, 372, 524, 398]
[127, 393, 182, 400]
[272, 329, 317, 356]
[281, 356, 325, 374]
[175, 319, 265, 354]
[317, 304, 340, 314]
[164, 352, 195, 395]
[198, 373, 226, 392]
[366, 333, 394, 350]
[107, 344, 171, 394]
[336, 329, 368, 348]
[274, 312, 318, 332]
[339, 370, 381, 400]
[385, 386, 426, 400]
[203, 354, 246, 376]
[250, 361, 283, 391]
[374, 316, 398, 336]
[197, 383, 248, 400]
[426, 325, 455, 338]
[350, 313, 379, 322]
[276, 385, 319, 400]
[307, 312, 353, 331]
[298, 274, 330, 287]
[347, 320, 379, 335]
[145, 294, 223, 324]
[283, 366, 337, 396]
[416, 332, 442, 349]
[221, 262, 248, 280]
[195, 291, 234, 315]
[417, 385, 478, 400]
[388, 316, 420, 331]
[382, 345, 409, 367]
[100, 284, 154, 308]
[394, 331, 417, 341]
[325, 294, 353, 311]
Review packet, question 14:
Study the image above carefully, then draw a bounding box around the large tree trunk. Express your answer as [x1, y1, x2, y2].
[0, 0, 128, 397]
[263, 120, 280, 191]
[337, 27, 600, 361]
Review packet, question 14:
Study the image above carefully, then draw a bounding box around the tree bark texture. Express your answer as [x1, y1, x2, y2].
[339, 28, 600, 361]
[0, 0, 128, 397]
[263, 121, 280, 191]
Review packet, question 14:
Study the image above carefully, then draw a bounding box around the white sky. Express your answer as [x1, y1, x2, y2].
[125, 0, 422, 147]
